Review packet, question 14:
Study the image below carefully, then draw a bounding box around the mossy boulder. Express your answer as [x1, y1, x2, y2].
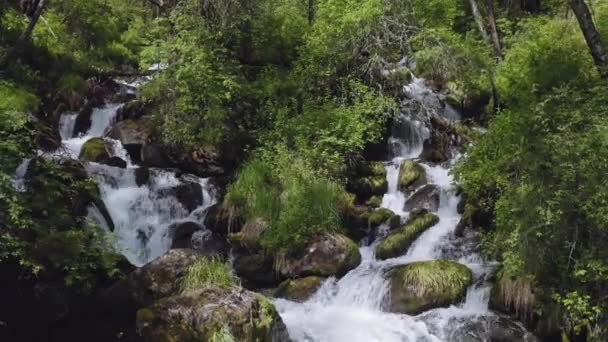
[233, 253, 280, 288]
[388, 260, 472, 314]
[136, 286, 290, 342]
[275, 276, 324, 302]
[398, 160, 427, 192]
[376, 211, 439, 260]
[367, 208, 400, 229]
[366, 196, 382, 208]
[79, 137, 110, 162]
[341, 204, 371, 241]
[347, 175, 388, 200]
[278, 234, 361, 278]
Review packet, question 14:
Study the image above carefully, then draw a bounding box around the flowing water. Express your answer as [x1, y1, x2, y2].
[274, 78, 535, 341]
[50, 94, 216, 266]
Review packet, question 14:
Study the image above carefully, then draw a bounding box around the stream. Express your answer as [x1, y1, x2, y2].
[273, 78, 536, 341]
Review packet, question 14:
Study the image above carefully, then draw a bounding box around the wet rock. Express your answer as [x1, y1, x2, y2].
[140, 143, 173, 168]
[169, 221, 202, 249]
[233, 253, 281, 288]
[35, 123, 62, 152]
[136, 286, 290, 342]
[79, 137, 110, 162]
[368, 208, 401, 230]
[398, 160, 427, 192]
[72, 103, 94, 137]
[376, 211, 439, 260]
[347, 175, 388, 201]
[134, 167, 150, 186]
[388, 260, 472, 315]
[434, 314, 538, 342]
[404, 184, 441, 212]
[229, 218, 268, 252]
[116, 100, 146, 121]
[99, 249, 204, 313]
[366, 196, 382, 208]
[191, 230, 229, 257]
[204, 203, 243, 236]
[454, 218, 467, 237]
[278, 234, 361, 278]
[341, 204, 371, 241]
[275, 276, 324, 302]
[99, 156, 127, 168]
[160, 180, 203, 213]
[107, 117, 154, 145]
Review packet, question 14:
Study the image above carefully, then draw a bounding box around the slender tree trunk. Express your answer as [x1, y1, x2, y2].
[570, 0, 608, 78]
[307, 0, 314, 23]
[17, 0, 45, 44]
[468, 0, 501, 112]
[486, 0, 503, 60]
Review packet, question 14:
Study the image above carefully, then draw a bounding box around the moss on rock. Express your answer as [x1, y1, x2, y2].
[275, 276, 324, 302]
[135, 286, 290, 342]
[79, 137, 110, 162]
[347, 175, 388, 200]
[376, 212, 439, 260]
[366, 196, 382, 208]
[388, 260, 472, 314]
[398, 160, 426, 192]
[367, 208, 396, 228]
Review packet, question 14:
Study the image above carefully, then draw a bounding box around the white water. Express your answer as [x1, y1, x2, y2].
[53, 99, 216, 266]
[275, 78, 532, 341]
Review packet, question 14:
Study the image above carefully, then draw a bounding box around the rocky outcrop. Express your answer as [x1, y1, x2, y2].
[398, 160, 426, 192]
[100, 249, 204, 312]
[136, 286, 290, 342]
[376, 211, 439, 260]
[277, 234, 361, 278]
[79, 137, 110, 162]
[233, 253, 280, 288]
[388, 260, 472, 314]
[275, 276, 324, 302]
[403, 184, 440, 212]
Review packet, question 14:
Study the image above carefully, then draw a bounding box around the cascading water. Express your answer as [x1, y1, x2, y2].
[49, 86, 216, 266]
[275, 77, 535, 341]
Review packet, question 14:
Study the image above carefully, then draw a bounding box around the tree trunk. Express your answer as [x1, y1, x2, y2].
[17, 0, 45, 44]
[486, 0, 503, 60]
[307, 0, 314, 23]
[468, 0, 501, 112]
[570, 0, 608, 78]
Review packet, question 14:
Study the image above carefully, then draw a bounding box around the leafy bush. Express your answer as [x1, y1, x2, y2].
[225, 148, 351, 254]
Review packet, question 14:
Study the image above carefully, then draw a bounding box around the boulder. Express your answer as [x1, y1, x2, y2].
[229, 218, 267, 252]
[275, 276, 324, 302]
[72, 103, 94, 137]
[79, 137, 110, 162]
[233, 253, 280, 288]
[204, 203, 243, 236]
[116, 100, 146, 121]
[341, 204, 371, 241]
[134, 167, 150, 187]
[140, 143, 173, 168]
[159, 180, 203, 213]
[136, 286, 290, 342]
[169, 221, 202, 249]
[365, 196, 382, 208]
[435, 314, 538, 342]
[190, 230, 229, 257]
[347, 175, 388, 200]
[278, 234, 361, 278]
[100, 156, 127, 168]
[99, 249, 204, 312]
[388, 260, 472, 314]
[376, 211, 439, 260]
[106, 117, 154, 146]
[404, 184, 440, 212]
[398, 160, 427, 192]
[454, 218, 467, 237]
[368, 208, 401, 230]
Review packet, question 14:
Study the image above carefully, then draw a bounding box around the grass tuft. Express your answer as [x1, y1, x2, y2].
[180, 258, 238, 293]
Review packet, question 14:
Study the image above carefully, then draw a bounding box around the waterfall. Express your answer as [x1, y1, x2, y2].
[51, 96, 216, 266]
[274, 77, 534, 341]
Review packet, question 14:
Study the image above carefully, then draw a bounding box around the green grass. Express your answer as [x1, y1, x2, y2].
[180, 258, 238, 293]
[209, 326, 236, 342]
[394, 260, 472, 298]
[376, 212, 439, 259]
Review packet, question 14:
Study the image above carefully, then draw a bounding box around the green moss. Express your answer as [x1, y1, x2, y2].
[275, 276, 323, 301]
[376, 213, 439, 260]
[389, 260, 472, 314]
[209, 326, 236, 342]
[366, 196, 382, 208]
[79, 137, 109, 162]
[368, 208, 396, 228]
[136, 308, 156, 324]
[398, 160, 426, 191]
[386, 66, 413, 86]
[368, 162, 386, 177]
